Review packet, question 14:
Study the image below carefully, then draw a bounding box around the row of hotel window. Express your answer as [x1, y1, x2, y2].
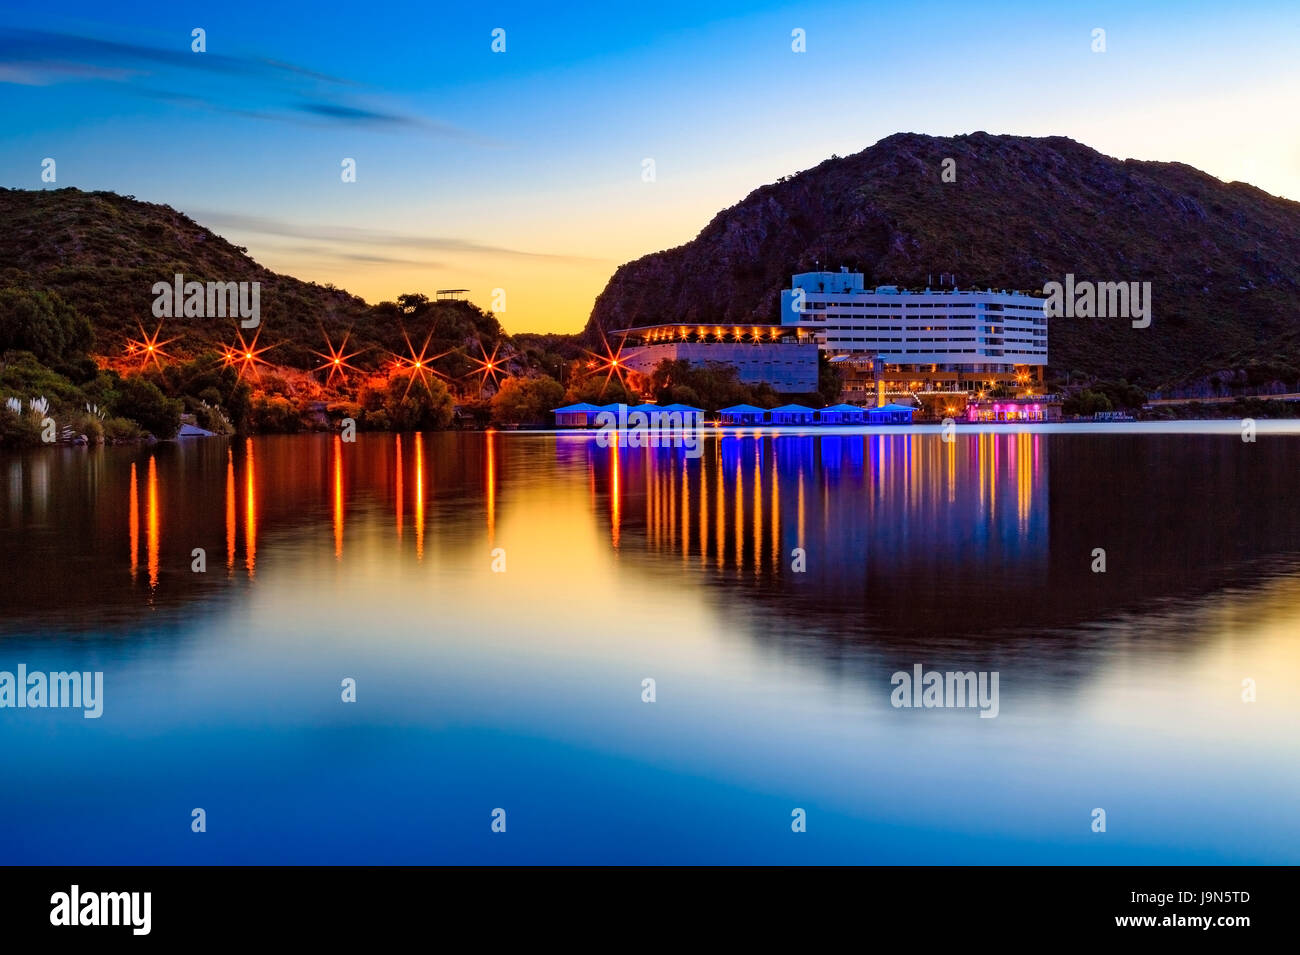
[802, 320, 1046, 332]
[820, 339, 1045, 348]
[816, 333, 1043, 342]
[825, 349, 1045, 356]
[798, 301, 1045, 312]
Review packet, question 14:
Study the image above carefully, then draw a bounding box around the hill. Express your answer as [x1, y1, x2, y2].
[0, 187, 557, 442]
[586, 132, 1300, 388]
[0, 186, 512, 374]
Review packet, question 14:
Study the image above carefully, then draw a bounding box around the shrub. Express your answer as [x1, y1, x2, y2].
[250, 395, 300, 432]
[0, 403, 44, 447]
[113, 376, 182, 438]
[0, 288, 93, 366]
[381, 375, 454, 430]
[490, 376, 565, 426]
[102, 416, 143, 442]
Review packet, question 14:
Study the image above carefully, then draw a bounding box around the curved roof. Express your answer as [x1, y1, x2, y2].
[718, 404, 768, 414]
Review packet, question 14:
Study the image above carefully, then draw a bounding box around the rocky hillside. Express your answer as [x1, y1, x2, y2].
[586, 132, 1300, 387]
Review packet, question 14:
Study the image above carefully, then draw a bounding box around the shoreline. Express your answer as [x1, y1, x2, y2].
[6, 417, 1300, 452]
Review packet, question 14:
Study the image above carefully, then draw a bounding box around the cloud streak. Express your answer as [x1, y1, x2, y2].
[0, 27, 484, 139]
[198, 211, 609, 267]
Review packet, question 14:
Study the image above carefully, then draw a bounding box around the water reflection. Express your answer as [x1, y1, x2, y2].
[1, 430, 1297, 652]
[245, 437, 257, 577]
[147, 455, 159, 590]
[225, 448, 236, 575]
[2, 431, 1299, 863]
[333, 435, 344, 559]
[128, 460, 139, 582]
[578, 433, 1047, 603]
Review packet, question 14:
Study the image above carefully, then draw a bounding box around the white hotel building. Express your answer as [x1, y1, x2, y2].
[780, 269, 1048, 400]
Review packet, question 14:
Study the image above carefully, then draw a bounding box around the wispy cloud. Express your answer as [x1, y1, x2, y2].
[271, 244, 444, 268]
[198, 211, 610, 266]
[0, 28, 341, 83]
[0, 27, 483, 139]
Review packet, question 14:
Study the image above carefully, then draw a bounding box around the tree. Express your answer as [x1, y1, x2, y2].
[491, 376, 564, 426]
[0, 288, 93, 368]
[565, 374, 635, 406]
[113, 376, 182, 438]
[648, 358, 757, 410]
[1092, 379, 1147, 410]
[817, 353, 844, 404]
[1063, 389, 1113, 417]
[382, 375, 455, 430]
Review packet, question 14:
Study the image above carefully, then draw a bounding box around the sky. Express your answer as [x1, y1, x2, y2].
[1, 1, 1298, 333]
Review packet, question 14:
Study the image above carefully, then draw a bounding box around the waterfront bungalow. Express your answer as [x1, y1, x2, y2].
[769, 404, 817, 426]
[718, 404, 768, 426]
[818, 403, 866, 425]
[866, 403, 916, 424]
[627, 403, 661, 422]
[553, 402, 603, 427]
[964, 396, 1062, 423]
[654, 403, 706, 426]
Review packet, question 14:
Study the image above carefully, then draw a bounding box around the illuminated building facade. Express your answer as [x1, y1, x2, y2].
[616, 323, 820, 393]
[780, 269, 1048, 405]
[964, 396, 1062, 422]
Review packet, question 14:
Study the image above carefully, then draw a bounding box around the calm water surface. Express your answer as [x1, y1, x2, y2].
[1, 430, 1298, 863]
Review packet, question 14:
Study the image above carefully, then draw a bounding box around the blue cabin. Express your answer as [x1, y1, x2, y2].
[768, 404, 816, 426]
[866, 402, 916, 425]
[655, 403, 705, 426]
[818, 403, 866, 425]
[553, 402, 603, 427]
[718, 404, 768, 426]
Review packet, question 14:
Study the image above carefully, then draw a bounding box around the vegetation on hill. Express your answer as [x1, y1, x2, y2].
[0, 188, 591, 444]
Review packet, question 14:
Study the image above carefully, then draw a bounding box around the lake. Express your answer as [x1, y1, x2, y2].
[1, 427, 1298, 863]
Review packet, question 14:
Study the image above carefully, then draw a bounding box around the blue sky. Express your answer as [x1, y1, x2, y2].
[2, 0, 1297, 331]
